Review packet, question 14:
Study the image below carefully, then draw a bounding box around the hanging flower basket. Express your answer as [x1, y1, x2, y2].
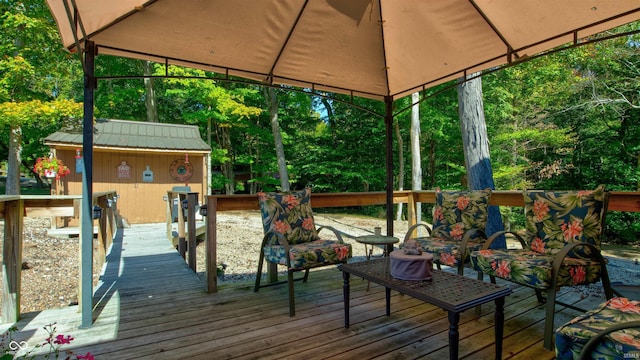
[34, 157, 71, 180]
[44, 169, 57, 178]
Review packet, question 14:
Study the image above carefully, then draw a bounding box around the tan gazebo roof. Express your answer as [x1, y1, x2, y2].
[47, 1, 640, 101]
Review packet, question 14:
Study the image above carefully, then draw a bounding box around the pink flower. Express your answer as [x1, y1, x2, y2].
[531, 237, 546, 254]
[609, 298, 640, 314]
[610, 332, 640, 348]
[77, 353, 95, 360]
[576, 190, 593, 198]
[456, 196, 470, 210]
[478, 250, 494, 256]
[53, 334, 74, 345]
[302, 217, 315, 231]
[433, 206, 444, 221]
[569, 266, 586, 285]
[533, 200, 549, 222]
[440, 252, 457, 266]
[449, 223, 465, 240]
[495, 260, 511, 278]
[333, 244, 350, 260]
[273, 220, 291, 234]
[561, 220, 583, 241]
[283, 195, 300, 209]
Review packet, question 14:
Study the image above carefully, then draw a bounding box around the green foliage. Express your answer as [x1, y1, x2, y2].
[0, 0, 82, 178]
[4, 6, 640, 240]
[605, 212, 640, 245]
[0, 99, 82, 166]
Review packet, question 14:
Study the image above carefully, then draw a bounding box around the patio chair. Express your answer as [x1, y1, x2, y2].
[254, 188, 352, 316]
[469, 186, 614, 350]
[401, 188, 492, 275]
[555, 297, 640, 360]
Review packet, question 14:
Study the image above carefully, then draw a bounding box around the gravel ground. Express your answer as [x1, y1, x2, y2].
[2, 212, 640, 315]
[202, 211, 409, 284]
[1, 217, 85, 315]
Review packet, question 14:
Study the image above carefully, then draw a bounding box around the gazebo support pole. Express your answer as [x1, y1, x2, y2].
[384, 96, 394, 245]
[80, 40, 96, 328]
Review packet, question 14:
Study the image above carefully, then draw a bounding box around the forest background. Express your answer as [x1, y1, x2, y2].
[1, 1, 639, 243]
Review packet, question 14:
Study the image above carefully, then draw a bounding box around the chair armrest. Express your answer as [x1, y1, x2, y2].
[551, 242, 607, 267]
[317, 225, 347, 243]
[261, 231, 291, 252]
[579, 320, 640, 360]
[482, 230, 527, 250]
[402, 222, 433, 243]
[459, 229, 487, 255]
[550, 242, 613, 299]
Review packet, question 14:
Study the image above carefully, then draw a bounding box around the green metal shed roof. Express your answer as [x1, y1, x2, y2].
[44, 119, 211, 152]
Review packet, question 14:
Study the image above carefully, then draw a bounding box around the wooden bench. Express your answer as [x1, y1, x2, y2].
[171, 222, 206, 247]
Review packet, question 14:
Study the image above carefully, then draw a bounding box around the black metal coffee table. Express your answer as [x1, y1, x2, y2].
[338, 257, 512, 360]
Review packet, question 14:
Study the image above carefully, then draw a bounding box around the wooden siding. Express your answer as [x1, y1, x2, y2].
[51, 147, 207, 224]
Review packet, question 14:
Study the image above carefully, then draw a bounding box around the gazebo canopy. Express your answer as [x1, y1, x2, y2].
[45, 0, 640, 327]
[47, 1, 640, 102]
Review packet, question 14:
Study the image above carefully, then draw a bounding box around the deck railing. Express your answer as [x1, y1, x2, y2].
[165, 190, 202, 270]
[2, 190, 638, 323]
[0, 191, 118, 324]
[202, 190, 640, 292]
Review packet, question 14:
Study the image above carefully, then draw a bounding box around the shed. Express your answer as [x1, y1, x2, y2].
[44, 119, 211, 224]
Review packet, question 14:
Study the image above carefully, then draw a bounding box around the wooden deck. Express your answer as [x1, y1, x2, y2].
[1, 223, 610, 359]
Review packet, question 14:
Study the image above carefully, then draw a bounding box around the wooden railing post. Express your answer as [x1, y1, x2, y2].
[407, 191, 416, 229]
[187, 192, 198, 272]
[177, 193, 187, 259]
[96, 195, 108, 273]
[205, 197, 217, 293]
[165, 191, 175, 243]
[105, 193, 116, 249]
[2, 198, 24, 323]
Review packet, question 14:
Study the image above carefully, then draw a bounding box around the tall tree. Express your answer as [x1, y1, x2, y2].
[143, 60, 158, 122]
[1, 1, 81, 194]
[264, 87, 289, 191]
[457, 74, 504, 244]
[394, 119, 404, 220]
[410, 92, 423, 223]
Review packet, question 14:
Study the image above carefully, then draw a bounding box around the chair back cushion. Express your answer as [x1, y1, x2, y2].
[523, 185, 607, 255]
[258, 188, 319, 245]
[431, 188, 491, 240]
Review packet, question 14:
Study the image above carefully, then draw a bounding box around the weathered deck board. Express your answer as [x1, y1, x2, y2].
[1, 223, 610, 359]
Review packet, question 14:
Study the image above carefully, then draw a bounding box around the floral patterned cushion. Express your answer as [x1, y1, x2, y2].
[470, 187, 607, 289]
[470, 249, 604, 290]
[412, 189, 490, 267]
[258, 188, 319, 245]
[522, 186, 606, 257]
[414, 237, 485, 268]
[258, 188, 351, 270]
[263, 240, 351, 270]
[555, 297, 640, 360]
[431, 188, 491, 240]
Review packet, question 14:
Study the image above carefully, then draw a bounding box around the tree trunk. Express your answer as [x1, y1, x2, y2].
[143, 61, 158, 122]
[395, 120, 404, 221]
[264, 87, 289, 191]
[320, 97, 336, 143]
[5, 125, 22, 195]
[410, 92, 423, 224]
[457, 73, 504, 247]
[220, 127, 235, 194]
